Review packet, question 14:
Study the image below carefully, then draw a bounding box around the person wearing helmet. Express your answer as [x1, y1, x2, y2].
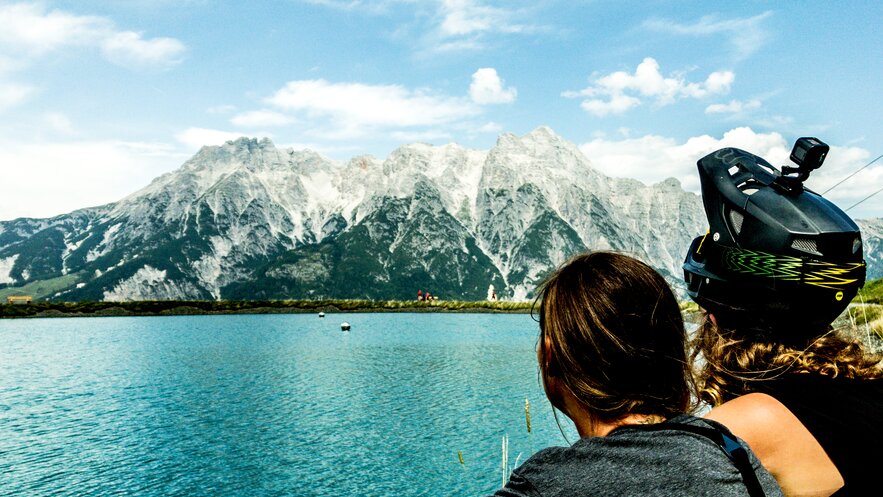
[682, 139, 883, 496]
[492, 252, 782, 497]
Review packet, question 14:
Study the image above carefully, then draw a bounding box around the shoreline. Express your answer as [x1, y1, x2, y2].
[0, 299, 534, 319]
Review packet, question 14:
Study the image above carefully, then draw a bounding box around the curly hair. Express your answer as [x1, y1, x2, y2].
[692, 315, 883, 406]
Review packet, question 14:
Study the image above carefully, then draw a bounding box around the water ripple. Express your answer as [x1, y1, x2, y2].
[0, 313, 573, 496]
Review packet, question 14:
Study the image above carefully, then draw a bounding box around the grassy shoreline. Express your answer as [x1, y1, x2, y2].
[0, 299, 535, 319]
[3, 295, 881, 337]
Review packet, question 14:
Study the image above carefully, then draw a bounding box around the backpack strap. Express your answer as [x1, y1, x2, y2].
[619, 421, 766, 497]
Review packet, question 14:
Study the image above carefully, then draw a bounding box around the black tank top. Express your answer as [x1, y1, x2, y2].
[756, 375, 883, 496]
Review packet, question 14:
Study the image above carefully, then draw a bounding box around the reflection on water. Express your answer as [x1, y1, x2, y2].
[0, 313, 575, 496]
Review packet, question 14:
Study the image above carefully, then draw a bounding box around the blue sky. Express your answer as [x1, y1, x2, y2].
[0, 0, 881, 220]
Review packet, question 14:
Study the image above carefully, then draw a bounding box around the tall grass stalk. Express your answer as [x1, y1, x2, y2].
[500, 432, 524, 488]
[860, 292, 873, 346]
[840, 302, 883, 352]
[501, 435, 508, 487]
[524, 398, 532, 434]
[525, 397, 535, 460]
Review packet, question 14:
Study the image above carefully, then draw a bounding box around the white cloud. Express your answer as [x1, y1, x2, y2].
[304, 0, 537, 54]
[469, 68, 516, 104]
[432, 38, 484, 53]
[230, 110, 295, 127]
[579, 127, 790, 192]
[0, 54, 25, 74]
[440, 0, 527, 36]
[302, 0, 524, 35]
[752, 114, 795, 130]
[389, 130, 452, 142]
[577, 127, 883, 218]
[0, 140, 184, 221]
[0, 82, 35, 110]
[303, 0, 363, 8]
[176, 128, 250, 150]
[265, 79, 479, 138]
[703, 71, 735, 94]
[207, 104, 237, 115]
[476, 121, 502, 133]
[43, 112, 74, 135]
[0, 3, 102, 56]
[0, 2, 185, 70]
[301, 0, 413, 12]
[642, 12, 772, 60]
[100, 31, 185, 69]
[427, 0, 540, 53]
[3, 128, 878, 222]
[564, 58, 734, 116]
[580, 94, 641, 117]
[705, 99, 762, 115]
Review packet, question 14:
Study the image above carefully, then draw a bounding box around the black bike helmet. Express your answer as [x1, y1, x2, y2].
[683, 140, 866, 332]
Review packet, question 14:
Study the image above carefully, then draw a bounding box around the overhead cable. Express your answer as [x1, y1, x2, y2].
[846, 185, 883, 212]
[821, 153, 883, 195]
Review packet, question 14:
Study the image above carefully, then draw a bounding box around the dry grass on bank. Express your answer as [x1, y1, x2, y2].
[0, 298, 536, 318]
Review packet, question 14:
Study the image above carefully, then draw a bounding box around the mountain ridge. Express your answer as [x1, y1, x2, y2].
[1, 128, 879, 302]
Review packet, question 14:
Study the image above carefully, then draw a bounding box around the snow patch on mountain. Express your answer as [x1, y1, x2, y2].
[86, 223, 122, 262]
[191, 236, 234, 299]
[103, 265, 197, 301]
[0, 254, 19, 284]
[62, 237, 86, 273]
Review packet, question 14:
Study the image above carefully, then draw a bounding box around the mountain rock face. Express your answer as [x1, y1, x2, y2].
[1, 128, 880, 301]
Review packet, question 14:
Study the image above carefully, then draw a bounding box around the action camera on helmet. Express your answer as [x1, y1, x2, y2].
[779, 137, 831, 190]
[790, 137, 829, 171]
[682, 137, 865, 332]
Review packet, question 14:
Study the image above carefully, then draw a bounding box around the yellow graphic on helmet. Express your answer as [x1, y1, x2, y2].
[719, 246, 865, 291]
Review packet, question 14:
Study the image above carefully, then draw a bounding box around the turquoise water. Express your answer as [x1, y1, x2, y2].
[0, 313, 575, 496]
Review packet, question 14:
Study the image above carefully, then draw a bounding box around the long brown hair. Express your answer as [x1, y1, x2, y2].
[692, 314, 883, 406]
[536, 252, 694, 422]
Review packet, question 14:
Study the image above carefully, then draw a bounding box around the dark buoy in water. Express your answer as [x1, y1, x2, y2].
[319, 312, 325, 318]
[340, 322, 351, 331]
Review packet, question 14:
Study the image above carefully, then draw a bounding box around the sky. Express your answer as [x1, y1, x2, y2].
[0, 0, 881, 221]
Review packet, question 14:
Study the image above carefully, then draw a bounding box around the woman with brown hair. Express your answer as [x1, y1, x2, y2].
[683, 141, 883, 496]
[492, 251, 782, 496]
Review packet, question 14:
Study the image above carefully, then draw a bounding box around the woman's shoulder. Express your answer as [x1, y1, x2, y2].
[706, 393, 791, 428]
[705, 392, 808, 454]
[707, 392, 845, 495]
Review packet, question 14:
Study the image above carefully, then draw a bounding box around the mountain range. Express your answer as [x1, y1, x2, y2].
[1, 127, 880, 302]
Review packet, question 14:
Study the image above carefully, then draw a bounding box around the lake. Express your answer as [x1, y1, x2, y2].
[0, 313, 576, 496]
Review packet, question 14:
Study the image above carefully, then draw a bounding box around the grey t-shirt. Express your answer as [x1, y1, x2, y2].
[492, 414, 783, 497]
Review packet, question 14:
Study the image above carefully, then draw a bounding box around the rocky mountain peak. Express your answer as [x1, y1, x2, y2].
[1, 128, 880, 303]
[655, 177, 684, 191]
[226, 136, 276, 153]
[494, 126, 578, 155]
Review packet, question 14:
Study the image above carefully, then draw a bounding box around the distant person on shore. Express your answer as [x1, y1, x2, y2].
[491, 252, 781, 496]
[683, 142, 883, 496]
